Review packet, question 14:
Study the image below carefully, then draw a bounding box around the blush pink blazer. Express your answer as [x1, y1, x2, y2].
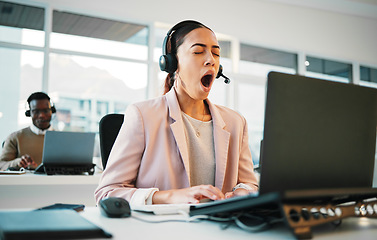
[95, 87, 259, 203]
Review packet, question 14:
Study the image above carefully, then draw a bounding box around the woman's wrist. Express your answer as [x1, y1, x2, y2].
[152, 190, 172, 204]
[232, 183, 254, 192]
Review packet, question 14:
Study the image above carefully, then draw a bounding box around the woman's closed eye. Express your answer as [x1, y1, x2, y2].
[193, 51, 220, 57]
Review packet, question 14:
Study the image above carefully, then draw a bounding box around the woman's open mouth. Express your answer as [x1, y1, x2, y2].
[201, 73, 214, 91]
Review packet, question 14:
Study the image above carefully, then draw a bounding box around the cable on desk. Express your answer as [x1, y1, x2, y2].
[182, 210, 284, 232]
[131, 209, 284, 234]
[234, 212, 284, 232]
[130, 210, 196, 224]
[131, 215, 190, 224]
[130, 210, 236, 224]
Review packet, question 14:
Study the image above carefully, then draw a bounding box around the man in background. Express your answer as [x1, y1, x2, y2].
[0, 92, 55, 170]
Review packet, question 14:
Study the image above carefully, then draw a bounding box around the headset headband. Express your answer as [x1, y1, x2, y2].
[162, 20, 206, 56]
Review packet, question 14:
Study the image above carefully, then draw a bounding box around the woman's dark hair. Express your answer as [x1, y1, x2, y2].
[163, 21, 212, 95]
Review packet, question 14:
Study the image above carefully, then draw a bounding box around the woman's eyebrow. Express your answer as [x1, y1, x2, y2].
[191, 43, 220, 49]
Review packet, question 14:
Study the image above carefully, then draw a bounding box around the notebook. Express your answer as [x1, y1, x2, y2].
[189, 71, 377, 216]
[0, 209, 112, 239]
[34, 131, 96, 175]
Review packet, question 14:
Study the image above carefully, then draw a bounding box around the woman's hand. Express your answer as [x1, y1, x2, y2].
[152, 185, 225, 204]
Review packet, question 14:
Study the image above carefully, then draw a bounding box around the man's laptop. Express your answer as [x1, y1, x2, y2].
[34, 131, 96, 175]
[188, 71, 377, 216]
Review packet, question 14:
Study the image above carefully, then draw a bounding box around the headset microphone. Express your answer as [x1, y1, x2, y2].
[216, 65, 231, 84]
[218, 72, 231, 84]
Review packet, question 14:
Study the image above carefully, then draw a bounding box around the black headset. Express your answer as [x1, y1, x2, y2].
[25, 104, 56, 117]
[159, 20, 230, 84]
[25, 93, 56, 117]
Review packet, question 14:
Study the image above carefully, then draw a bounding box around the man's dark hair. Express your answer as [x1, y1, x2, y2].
[27, 92, 51, 106]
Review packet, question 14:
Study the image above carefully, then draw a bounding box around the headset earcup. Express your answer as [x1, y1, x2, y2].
[159, 54, 177, 74]
[159, 55, 168, 72]
[51, 106, 56, 113]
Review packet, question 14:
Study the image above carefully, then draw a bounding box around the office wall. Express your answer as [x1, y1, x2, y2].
[26, 0, 377, 67]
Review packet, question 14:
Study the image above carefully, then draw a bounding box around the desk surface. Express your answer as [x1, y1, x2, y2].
[0, 173, 101, 208]
[0, 172, 101, 185]
[78, 207, 377, 240]
[2, 173, 377, 239]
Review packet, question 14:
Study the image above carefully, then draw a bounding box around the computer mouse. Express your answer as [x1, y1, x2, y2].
[99, 197, 131, 218]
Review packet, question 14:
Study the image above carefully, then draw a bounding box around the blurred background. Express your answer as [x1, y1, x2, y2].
[0, 0, 376, 167]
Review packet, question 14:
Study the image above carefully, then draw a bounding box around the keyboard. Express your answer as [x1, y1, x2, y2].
[131, 192, 281, 216]
[189, 192, 281, 216]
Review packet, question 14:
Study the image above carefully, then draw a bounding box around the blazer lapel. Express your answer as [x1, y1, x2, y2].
[207, 99, 231, 190]
[165, 88, 191, 181]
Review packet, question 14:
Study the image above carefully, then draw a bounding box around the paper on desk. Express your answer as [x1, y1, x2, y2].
[131, 204, 191, 215]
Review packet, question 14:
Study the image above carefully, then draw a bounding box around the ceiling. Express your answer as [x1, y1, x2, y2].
[0, 1, 146, 42]
[265, 0, 377, 20]
[0, 1, 44, 30]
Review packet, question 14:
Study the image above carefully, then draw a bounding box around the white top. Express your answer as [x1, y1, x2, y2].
[30, 124, 53, 135]
[129, 112, 216, 206]
[181, 112, 215, 187]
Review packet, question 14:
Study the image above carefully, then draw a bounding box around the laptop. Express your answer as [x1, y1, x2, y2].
[189, 71, 377, 216]
[34, 131, 96, 175]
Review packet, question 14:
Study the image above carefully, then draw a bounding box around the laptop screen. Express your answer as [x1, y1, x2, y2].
[259, 72, 377, 195]
[42, 131, 95, 165]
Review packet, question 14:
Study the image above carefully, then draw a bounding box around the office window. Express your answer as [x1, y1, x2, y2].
[51, 11, 148, 60]
[306, 56, 352, 83]
[49, 53, 147, 132]
[0, 47, 43, 142]
[0, 1, 46, 142]
[218, 40, 231, 59]
[0, 1, 45, 47]
[208, 40, 231, 106]
[114, 102, 128, 113]
[238, 44, 297, 166]
[97, 101, 109, 116]
[153, 27, 168, 96]
[240, 44, 297, 76]
[360, 66, 377, 88]
[47, 11, 149, 133]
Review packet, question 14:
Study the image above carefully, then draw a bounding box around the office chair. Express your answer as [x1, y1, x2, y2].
[99, 113, 124, 170]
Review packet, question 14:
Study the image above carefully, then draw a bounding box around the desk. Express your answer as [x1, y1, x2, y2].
[0, 173, 101, 208]
[78, 207, 377, 240]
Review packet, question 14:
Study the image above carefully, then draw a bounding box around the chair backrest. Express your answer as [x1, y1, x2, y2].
[99, 113, 124, 170]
